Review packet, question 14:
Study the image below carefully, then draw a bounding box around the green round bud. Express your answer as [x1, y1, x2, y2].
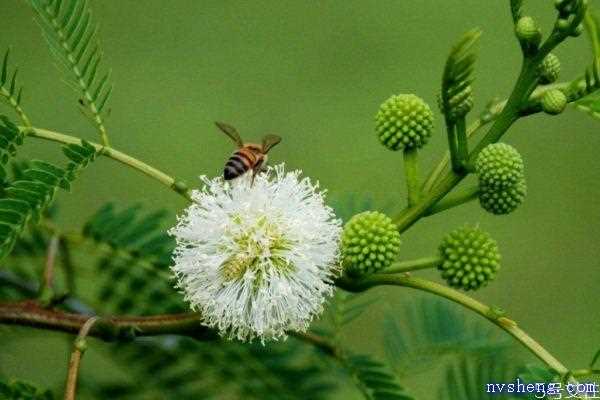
[541, 89, 567, 115]
[438, 225, 501, 291]
[556, 18, 570, 31]
[375, 94, 434, 151]
[538, 53, 561, 84]
[438, 86, 474, 120]
[572, 24, 583, 37]
[475, 143, 524, 190]
[515, 16, 542, 44]
[479, 178, 527, 215]
[341, 211, 401, 275]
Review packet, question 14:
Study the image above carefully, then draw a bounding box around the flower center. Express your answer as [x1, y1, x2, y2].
[219, 215, 295, 283]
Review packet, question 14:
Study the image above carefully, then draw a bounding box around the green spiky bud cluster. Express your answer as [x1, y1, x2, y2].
[555, 0, 586, 37]
[480, 179, 527, 215]
[541, 89, 567, 115]
[438, 225, 501, 291]
[438, 86, 474, 120]
[475, 143, 527, 215]
[475, 143, 524, 189]
[341, 211, 401, 275]
[375, 94, 434, 151]
[538, 53, 561, 84]
[515, 16, 542, 45]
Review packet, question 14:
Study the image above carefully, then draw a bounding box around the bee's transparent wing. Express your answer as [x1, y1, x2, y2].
[215, 121, 244, 148]
[262, 134, 282, 153]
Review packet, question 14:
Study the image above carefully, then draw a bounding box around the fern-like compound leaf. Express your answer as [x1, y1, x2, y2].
[83, 204, 180, 314]
[573, 60, 600, 119]
[89, 337, 335, 400]
[0, 117, 24, 182]
[0, 137, 97, 262]
[345, 354, 414, 400]
[29, 0, 113, 140]
[441, 28, 481, 122]
[440, 357, 522, 400]
[0, 379, 53, 400]
[0, 49, 25, 115]
[383, 296, 513, 373]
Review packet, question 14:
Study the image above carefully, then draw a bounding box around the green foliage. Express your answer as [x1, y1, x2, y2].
[343, 354, 414, 400]
[591, 348, 600, 368]
[517, 364, 558, 383]
[384, 296, 513, 374]
[83, 203, 183, 315]
[441, 29, 481, 122]
[0, 117, 24, 184]
[509, 0, 524, 23]
[576, 92, 600, 119]
[89, 338, 335, 400]
[0, 137, 97, 262]
[0, 49, 24, 113]
[440, 356, 521, 400]
[574, 59, 600, 119]
[29, 0, 112, 134]
[320, 290, 379, 336]
[0, 379, 53, 400]
[516, 364, 560, 400]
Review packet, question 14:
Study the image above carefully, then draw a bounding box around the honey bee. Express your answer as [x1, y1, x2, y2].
[215, 121, 282, 182]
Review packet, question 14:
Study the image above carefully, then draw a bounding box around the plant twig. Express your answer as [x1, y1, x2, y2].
[403, 148, 420, 206]
[0, 300, 215, 341]
[290, 331, 339, 357]
[64, 316, 99, 400]
[380, 256, 442, 274]
[60, 239, 77, 296]
[39, 235, 60, 305]
[0, 299, 341, 358]
[337, 274, 571, 377]
[21, 126, 192, 202]
[585, 9, 600, 61]
[425, 184, 479, 216]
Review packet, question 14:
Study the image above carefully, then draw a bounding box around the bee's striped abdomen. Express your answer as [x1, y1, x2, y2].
[224, 148, 256, 180]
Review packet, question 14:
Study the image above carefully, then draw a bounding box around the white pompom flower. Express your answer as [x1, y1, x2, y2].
[169, 164, 342, 342]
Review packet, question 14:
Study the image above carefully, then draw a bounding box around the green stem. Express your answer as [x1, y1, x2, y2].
[468, 60, 537, 160]
[40, 220, 172, 281]
[21, 126, 192, 202]
[394, 59, 540, 233]
[445, 122, 460, 172]
[455, 117, 469, 169]
[0, 87, 32, 127]
[337, 274, 571, 377]
[585, 10, 600, 61]
[393, 170, 464, 232]
[571, 368, 600, 378]
[380, 256, 442, 274]
[426, 185, 479, 216]
[422, 81, 571, 194]
[403, 147, 420, 206]
[421, 109, 492, 193]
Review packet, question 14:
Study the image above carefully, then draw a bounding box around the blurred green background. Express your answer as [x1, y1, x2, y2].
[0, 0, 599, 398]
